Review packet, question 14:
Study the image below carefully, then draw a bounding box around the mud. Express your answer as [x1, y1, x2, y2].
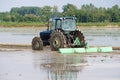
[0, 27, 120, 80]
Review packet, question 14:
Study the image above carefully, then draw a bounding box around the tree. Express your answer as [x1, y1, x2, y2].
[80, 4, 98, 22]
[0, 4, 120, 23]
[41, 6, 52, 22]
[52, 6, 60, 18]
[1, 12, 11, 22]
[10, 7, 42, 16]
[62, 3, 78, 16]
[108, 5, 120, 22]
[24, 14, 40, 22]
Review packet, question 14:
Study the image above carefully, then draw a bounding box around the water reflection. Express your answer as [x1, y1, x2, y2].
[34, 53, 87, 80]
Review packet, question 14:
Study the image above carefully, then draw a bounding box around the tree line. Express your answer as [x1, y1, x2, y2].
[0, 3, 120, 23]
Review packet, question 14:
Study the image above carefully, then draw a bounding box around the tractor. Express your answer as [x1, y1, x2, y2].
[32, 17, 87, 51]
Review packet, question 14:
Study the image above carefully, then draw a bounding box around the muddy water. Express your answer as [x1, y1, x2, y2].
[0, 49, 120, 80]
[0, 27, 42, 45]
[0, 27, 120, 80]
[82, 28, 120, 46]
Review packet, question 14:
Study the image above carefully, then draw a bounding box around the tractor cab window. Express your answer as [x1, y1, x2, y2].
[62, 19, 76, 31]
[56, 20, 61, 29]
[51, 19, 61, 30]
[51, 20, 55, 30]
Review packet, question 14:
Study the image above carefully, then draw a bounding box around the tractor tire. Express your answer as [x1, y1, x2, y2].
[50, 30, 66, 51]
[32, 37, 43, 50]
[74, 31, 85, 47]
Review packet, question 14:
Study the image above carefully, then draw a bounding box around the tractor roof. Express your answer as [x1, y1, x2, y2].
[52, 17, 76, 20]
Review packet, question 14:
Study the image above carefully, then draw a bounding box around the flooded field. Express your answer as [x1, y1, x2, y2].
[0, 49, 120, 80]
[0, 27, 120, 46]
[0, 27, 120, 80]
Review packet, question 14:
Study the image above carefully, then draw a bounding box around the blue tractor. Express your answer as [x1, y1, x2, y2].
[32, 17, 86, 51]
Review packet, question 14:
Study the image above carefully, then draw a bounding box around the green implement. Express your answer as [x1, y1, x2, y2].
[59, 47, 113, 54]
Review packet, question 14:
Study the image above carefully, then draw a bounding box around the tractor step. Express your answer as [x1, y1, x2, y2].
[59, 47, 113, 54]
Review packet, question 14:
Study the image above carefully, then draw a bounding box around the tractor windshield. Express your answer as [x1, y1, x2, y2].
[62, 19, 76, 31]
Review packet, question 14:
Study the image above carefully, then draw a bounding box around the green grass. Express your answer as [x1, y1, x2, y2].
[0, 22, 46, 27]
[0, 22, 120, 27]
[77, 22, 120, 27]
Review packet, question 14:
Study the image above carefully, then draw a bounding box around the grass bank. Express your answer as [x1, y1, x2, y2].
[77, 22, 120, 27]
[0, 22, 46, 27]
[0, 22, 120, 27]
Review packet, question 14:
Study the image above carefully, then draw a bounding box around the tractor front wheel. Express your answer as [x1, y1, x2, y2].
[32, 37, 43, 50]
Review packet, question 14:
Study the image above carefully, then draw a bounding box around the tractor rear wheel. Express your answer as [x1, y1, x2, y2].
[74, 31, 86, 47]
[50, 30, 66, 51]
[32, 37, 43, 50]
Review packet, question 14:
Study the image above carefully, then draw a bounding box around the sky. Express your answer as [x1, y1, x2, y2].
[0, 0, 120, 12]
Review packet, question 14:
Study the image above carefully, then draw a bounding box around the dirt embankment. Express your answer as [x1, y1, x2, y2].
[0, 44, 120, 50]
[0, 44, 31, 49]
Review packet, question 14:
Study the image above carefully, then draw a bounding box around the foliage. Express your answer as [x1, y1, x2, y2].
[62, 3, 77, 16]
[0, 3, 120, 24]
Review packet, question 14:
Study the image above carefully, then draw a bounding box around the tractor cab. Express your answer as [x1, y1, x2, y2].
[50, 17, 77, 31]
